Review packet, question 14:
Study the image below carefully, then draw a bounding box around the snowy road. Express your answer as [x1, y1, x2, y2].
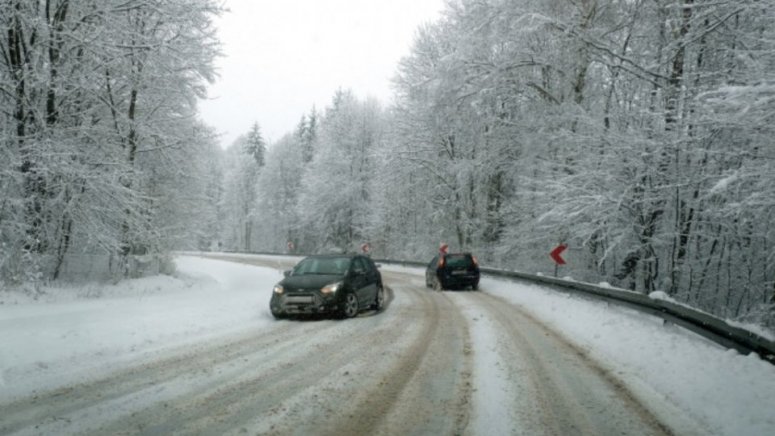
[2, 254, 773, 435]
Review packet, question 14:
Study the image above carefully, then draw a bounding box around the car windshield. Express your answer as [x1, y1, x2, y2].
[292, 257, 351, 276]
[445, 254, 473, 268]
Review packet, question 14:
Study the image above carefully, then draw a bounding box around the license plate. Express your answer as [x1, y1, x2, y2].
[286, 295, 313, 304]
[451, 270, 467, 276]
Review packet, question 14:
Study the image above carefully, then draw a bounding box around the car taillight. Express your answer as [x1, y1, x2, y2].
[438, 257, 445, 268]
[472, 256, 479, 267]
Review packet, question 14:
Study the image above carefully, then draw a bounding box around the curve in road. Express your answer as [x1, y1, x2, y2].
[0, 256, 689, 435]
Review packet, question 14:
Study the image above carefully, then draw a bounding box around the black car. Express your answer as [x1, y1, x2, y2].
[270, 254, 384, 319]
[425, 252, 480, 290]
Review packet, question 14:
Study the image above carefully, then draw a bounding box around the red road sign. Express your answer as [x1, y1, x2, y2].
[439, 243, 449, 255]
[361, 243, 371, 253]
[550, 244, 567, 265]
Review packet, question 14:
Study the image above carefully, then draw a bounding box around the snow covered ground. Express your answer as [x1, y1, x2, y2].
[1, 255, 774, 435]
[0, 256, 284, 401]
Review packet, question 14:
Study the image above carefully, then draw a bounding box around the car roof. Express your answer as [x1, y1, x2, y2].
[304, 253, 359, 259]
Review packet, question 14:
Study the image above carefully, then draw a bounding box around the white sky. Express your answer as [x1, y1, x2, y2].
[198, 0, 447, 148]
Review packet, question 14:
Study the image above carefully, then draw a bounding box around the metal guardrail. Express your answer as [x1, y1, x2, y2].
[477, 266, 775, 365]
[189, 251, 775, 364]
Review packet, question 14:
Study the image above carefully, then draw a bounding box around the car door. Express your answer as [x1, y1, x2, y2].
[426, 255, 439, 285]
[363, 256, 380, 296]
[350, 257, 371, 308]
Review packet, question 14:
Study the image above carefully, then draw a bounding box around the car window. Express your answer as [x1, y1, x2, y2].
[445, 254, 472, 268]
[293, 257, 351, 275]
[352, 257, 367, 273]
[333, 257, 351, 273]
[429, 256, 438, 269]
[362, 257, 377, 272]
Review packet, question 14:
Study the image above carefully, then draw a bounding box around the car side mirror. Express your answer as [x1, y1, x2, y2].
[283, 270, 291, 277]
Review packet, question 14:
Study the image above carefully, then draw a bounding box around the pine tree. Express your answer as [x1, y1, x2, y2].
[245, 122, 266, 167]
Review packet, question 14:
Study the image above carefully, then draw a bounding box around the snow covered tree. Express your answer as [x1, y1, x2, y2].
[0, 0, 223, 283]
[220, 137, 256, 251]
[245, 122, 266, 167]
[294, 90, 385, 252]
[252, 133, 304, 252]
[296, 107, 319, 164]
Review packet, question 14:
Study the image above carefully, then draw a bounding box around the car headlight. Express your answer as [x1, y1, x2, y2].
[273, 284, 284, 294]
[321, 281, 342, 295]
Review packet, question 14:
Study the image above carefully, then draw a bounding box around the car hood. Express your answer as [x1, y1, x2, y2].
[281, 274, 343, 291]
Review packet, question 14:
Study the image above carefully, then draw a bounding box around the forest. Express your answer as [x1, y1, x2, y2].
[2, 0, 774, 330]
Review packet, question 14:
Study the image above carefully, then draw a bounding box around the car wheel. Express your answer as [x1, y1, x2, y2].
[372, 285, 385, 311]
[471, 283, 478, 291]
[341, 292, 359, 318]
[433, 277, 443, 291]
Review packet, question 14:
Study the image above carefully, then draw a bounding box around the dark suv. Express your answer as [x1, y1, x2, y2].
[425, 253, 480, 290]
[270, 254, 384, 319]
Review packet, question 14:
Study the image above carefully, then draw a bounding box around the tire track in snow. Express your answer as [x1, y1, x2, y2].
[451, 290, 673, 436]
[318, 274, 473, 436]
[93, 310, 400, 435]
[0, 322, 333, 435]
